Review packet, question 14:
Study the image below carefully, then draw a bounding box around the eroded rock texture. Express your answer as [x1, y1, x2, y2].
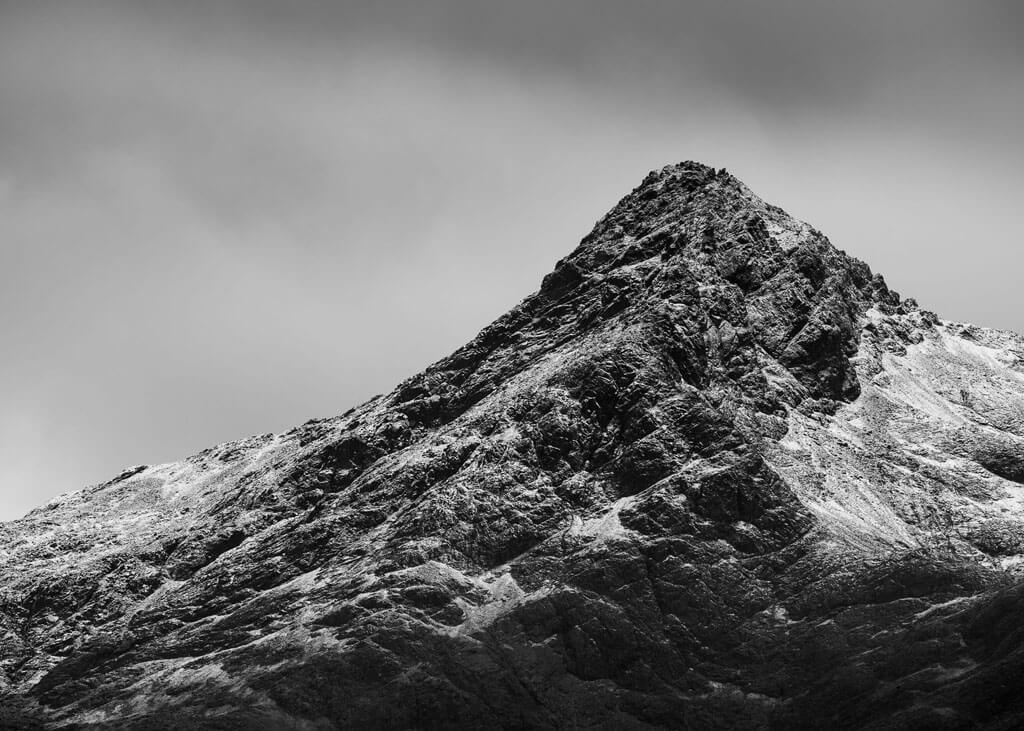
[3, 162, 1024, 729]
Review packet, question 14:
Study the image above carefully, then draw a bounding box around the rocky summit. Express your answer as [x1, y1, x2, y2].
[4, 162, 1024, 730]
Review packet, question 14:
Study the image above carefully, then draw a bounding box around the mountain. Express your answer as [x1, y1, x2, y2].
[3, 162, 1024, 730]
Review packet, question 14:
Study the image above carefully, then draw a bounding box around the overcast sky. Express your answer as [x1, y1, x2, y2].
[1, 1, 1022, 519]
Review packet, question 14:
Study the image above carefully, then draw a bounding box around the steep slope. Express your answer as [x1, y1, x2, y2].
[3, 162, 1024, 729]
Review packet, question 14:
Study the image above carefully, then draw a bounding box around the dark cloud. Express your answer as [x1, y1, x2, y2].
[146, 1, 1007, 107]
[0, 1, 1021, 518]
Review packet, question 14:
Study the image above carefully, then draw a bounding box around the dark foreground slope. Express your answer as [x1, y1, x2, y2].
[4, 163, 1024, 729]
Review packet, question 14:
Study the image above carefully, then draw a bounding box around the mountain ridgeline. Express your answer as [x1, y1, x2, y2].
[4, 162, 1024, 729]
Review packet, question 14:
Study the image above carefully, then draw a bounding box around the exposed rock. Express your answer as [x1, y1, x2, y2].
[2, 161, 1024, 729]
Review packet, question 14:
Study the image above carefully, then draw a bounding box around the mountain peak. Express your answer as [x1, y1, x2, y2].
[3, 165, 1024, 730]
[525, 162, 893, 409]
[560, 161, 867, 289]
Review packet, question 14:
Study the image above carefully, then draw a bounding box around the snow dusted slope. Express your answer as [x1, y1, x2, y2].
[770, 312, 1024, 559]
[3, 162, 1024, 730]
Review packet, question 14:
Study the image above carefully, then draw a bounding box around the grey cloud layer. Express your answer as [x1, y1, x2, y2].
[0, 1, 1021, 518]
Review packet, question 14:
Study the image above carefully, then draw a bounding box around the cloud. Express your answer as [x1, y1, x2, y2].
[0, 1, 1021, 518]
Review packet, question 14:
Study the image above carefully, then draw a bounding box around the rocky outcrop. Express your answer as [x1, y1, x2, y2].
[3, 162, 1024, 729]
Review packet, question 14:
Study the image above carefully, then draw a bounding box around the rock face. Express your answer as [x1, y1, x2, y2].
[4, 162, 1024, 729]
